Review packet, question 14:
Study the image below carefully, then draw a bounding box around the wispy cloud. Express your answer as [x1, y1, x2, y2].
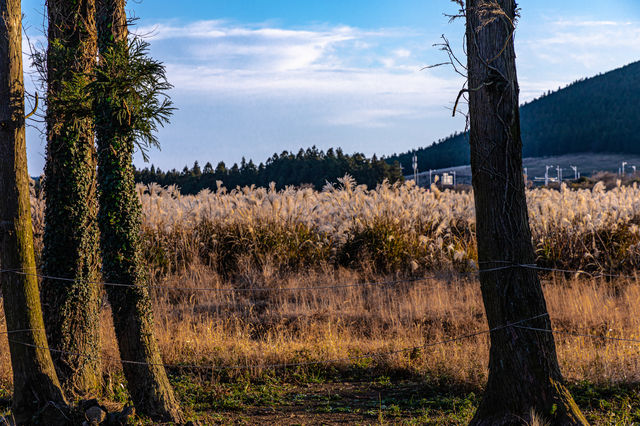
[550, 19, 633, 27]
[141, 20, 461, 129]
[139, 21, 360, 71]
[521, 18, 640, 69]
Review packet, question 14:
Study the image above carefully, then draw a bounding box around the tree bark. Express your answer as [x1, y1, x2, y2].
[0, 1, 69, 423]
[42, 0, 102, 394]
[464, 1, 588, 424]
[94, 0, 184, 421]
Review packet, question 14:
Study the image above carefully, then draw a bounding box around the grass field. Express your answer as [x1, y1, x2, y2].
[2, 266, 640, 424]
[2, 181, 639, 423]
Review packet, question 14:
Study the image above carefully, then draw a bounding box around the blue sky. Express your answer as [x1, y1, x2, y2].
[20, 0, 640, 173]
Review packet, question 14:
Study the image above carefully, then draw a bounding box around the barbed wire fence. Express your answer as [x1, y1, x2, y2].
[3, 262, 633, 293]
[0, 268, 441, 292]
[1, 264, 640, 373]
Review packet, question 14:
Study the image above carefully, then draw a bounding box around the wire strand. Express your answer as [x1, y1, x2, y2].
[0, 328, 45, 335]
[0, 268, 441, 292]
[2, 263, 638, 293]
[514, 325, 640, 344]
[5, 313, 549, 372]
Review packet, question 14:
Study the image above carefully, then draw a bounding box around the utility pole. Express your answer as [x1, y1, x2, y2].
[556, 165, 562, 183]
[545, 165, 553, 186]
[570, 166, 578, 180]
[622, 161, 628, 177]
[412, 154, 418, 185]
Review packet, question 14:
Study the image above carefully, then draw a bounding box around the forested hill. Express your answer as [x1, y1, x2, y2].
[387, 60, 640, 172]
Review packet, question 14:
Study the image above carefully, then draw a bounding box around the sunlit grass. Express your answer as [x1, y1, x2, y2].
[13, 179, 640, 422]
[28, 178, 640, 277]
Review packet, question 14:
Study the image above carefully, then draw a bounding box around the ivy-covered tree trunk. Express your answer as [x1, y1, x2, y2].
[464, 1, 587, 424]
[42, 0, 101, 394]
[95, 0, 184, 421]
[0, 0, 69, 423]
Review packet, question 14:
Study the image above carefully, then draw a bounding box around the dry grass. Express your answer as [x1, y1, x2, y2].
[147, 267, 640, 386]
[28, 178, 640, 277]
[7, 180, 638, 421]
[2, 265, 638, 392]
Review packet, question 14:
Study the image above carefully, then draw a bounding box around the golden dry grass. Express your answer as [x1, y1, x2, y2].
[5, 180, 637, 421]
[2, 265, 638, 391]
[28, 178, 640, 277]
[148, 267, 640, 385]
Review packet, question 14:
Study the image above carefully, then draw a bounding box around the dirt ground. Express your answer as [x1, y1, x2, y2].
[194, 380, 477, 425]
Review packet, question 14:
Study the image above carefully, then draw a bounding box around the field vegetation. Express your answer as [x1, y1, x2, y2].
[6, 179, 640, 423]
[70, 177, 640, 278]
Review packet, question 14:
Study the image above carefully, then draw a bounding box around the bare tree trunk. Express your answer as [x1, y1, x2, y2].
[0, 1, 69, 423]
[42, 0, 102, 394]
[94, 0, 184, 421]
[464, 1, 588, 424]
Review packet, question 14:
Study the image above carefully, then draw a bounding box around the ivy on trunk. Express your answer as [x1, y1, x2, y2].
[0, 0, 69, 422]
[93, 0, 183, 421]
[42, 0, 102, 395]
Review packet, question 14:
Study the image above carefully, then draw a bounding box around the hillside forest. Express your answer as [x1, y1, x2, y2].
[389, 61, 640, 172]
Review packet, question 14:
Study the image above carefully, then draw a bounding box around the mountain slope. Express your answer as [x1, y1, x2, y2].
[388, 61, 640, 171]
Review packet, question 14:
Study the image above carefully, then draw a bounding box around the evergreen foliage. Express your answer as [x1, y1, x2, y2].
[93, 38, 173, 160]
[136, 147, 403, 193]
[388, 61, 640, 172]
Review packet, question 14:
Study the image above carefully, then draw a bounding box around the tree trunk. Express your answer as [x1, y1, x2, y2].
[94, 0, 184, 421]
[464, 1, 588, 424]
[42, 0, 102, 394]
[0, 1, 69, 423]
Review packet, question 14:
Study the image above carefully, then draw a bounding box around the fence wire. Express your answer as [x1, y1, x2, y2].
[0, 268, 441, 292]
[4, 312, 640, 372]
[1, 264, 640, 371]
[2, 262, 635, 294]
[3, 313, 549, 372]
[514, 325, 640, 345]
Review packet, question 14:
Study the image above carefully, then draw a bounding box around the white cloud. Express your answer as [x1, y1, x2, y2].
[394, 48, 411, 58]
[144, 21, 462, 129]
[521, 18, 640, 69]
[137, 21, 362, 74]
[22, 13, 640, 173]
[518, 78, 569, 102]
[328, 107, 422, 128]
[549, 19, 632, 28]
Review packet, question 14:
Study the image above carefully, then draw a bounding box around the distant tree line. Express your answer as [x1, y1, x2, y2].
[136, 146, 404, 193]
[388, 60, 640, 173]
